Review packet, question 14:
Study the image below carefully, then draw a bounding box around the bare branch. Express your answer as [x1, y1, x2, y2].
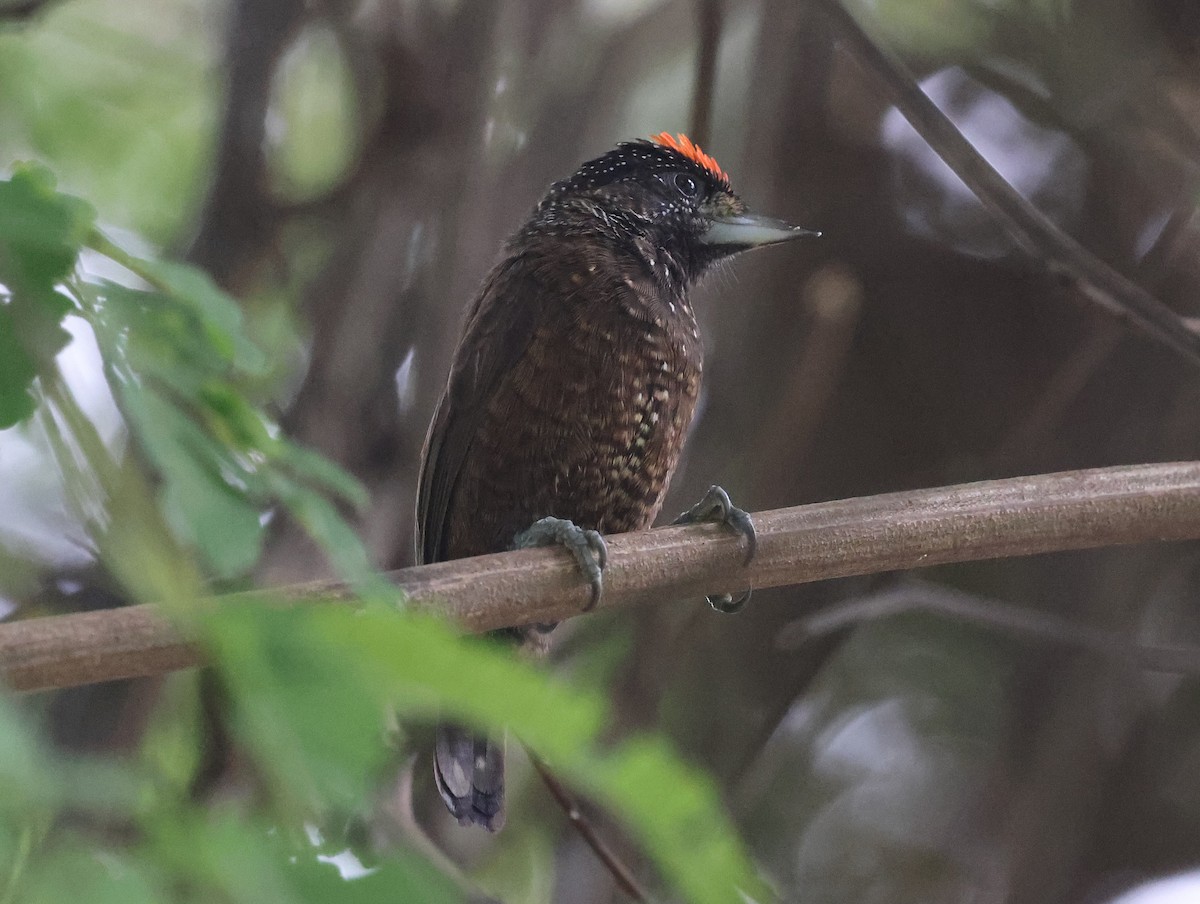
[6, 462, 1200, 693]
[810, 0, 1200, 367]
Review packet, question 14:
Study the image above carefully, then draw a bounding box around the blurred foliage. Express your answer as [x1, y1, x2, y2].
[0, 164, 770, 902]
[267, 23, 360, 203]
[0, 0, 218, 244]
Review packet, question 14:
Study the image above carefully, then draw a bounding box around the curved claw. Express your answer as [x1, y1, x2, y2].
[513, 517, 608, 611]
[674, 485, 756, 612]
[707, 589, 752, 615]
[673, 485, 757, 565]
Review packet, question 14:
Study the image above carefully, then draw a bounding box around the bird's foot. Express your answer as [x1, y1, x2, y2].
[513, 517, 608, 611]
[673, 485, 756, 614]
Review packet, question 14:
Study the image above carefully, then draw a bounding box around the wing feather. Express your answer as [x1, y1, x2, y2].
[415, 257, 543, 564]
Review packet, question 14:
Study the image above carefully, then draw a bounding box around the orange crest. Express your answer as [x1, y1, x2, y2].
[651, 132, 729, 185]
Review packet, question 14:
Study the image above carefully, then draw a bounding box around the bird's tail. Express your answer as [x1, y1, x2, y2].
[433, 723, 505, 831]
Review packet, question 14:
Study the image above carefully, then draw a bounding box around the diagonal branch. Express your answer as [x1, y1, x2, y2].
[6, 462, 1200, 693]
[810, 0, 1200, 367]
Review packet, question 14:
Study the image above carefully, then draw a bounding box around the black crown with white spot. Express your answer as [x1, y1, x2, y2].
[546, 140, 732, 201]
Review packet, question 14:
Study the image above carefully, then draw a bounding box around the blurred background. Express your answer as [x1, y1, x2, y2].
[4, 0, 1200, 902]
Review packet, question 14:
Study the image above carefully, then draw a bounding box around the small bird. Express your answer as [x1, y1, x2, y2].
[417, 132, 816, 830]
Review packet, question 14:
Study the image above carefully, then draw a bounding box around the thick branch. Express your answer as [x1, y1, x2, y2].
[6, 462, 1200, 693]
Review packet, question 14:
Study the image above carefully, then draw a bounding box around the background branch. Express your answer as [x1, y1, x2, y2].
[6, 462, 1200, 693]
[810, 0, 1200, 367]
[688, 0, 722, 147]
[778, 577, 1200, 674]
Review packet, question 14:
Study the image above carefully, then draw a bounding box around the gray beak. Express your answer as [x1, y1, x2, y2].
[700, 214, 820, 248]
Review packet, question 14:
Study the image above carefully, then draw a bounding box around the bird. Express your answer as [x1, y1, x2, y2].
[416, 132, 817, 830]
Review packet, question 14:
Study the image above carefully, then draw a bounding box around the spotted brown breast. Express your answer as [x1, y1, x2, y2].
[419, 238, 702, 566]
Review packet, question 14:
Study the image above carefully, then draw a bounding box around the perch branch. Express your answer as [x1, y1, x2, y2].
[6, 463, 1200, 693]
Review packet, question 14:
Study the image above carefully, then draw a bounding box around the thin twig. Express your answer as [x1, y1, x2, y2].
[527, 753, 652, 903]
[688, 0, 722, 147]
[7, 463, 1200, 692]
[777, 577, 1200, 675]
[810, 0, 1200, 367]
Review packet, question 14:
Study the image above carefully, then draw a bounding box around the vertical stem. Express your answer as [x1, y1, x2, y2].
[689, 0, 722, 147]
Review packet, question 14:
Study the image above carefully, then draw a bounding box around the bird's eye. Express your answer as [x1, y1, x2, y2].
[673, 173, 701, 199]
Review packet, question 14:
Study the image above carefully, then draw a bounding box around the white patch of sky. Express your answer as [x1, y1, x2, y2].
[811, 699, 923, 781]
[394, 346, 416, 415]
[1108, 871, 1200, 904]
[1136, 206, 1173, 262]
[304, 822, 376, 880]
[881, 66, 1087, 258]
[317, 848, 377, 881]
[582, 0, 662, 27]
[0, 313, 123, 569]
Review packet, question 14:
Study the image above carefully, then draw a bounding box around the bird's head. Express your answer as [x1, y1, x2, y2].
[532, 132, 818, 284]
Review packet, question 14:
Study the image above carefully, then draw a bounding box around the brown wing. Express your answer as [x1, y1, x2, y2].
[415, 257, 543, 565]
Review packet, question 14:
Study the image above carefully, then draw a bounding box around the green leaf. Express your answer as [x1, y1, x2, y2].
[325, 607, 608, 759]
[84, 275, 372, 586]
[149, 815, 303, 904]
[0, 164, 94, 297]
[197, 380, 277, 452]
[0, 305, 38, 428]
[159, 451, 265, 579]
[203, 602, 393, 810]
[146, 812, 464, 904]
[203, 601, 770, 904]
[21, 847, 161, 904]
[0, 696, 45, 811]
[276, 441, 369, 510]
[269, 472, 378, 589]
[136, 259, 268, 376]
[587, 739, 773, 904]
[123, 383, 265, 578]
[286, 848, 464, 904]
[343, 608, 771, 904]
[91, 280, 232, 396]
[20, 845, 162, 902]
[0, 166, 91, 426]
